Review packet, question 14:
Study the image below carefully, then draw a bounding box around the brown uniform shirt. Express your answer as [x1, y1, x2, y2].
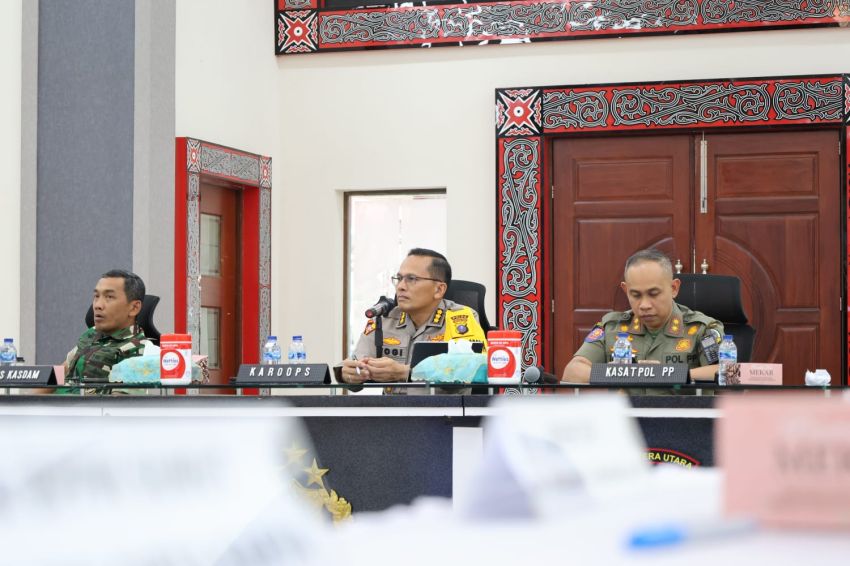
[574, 302, 724, 394]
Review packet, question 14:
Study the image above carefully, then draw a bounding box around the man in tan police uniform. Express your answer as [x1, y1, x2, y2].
[562, 248, 724, 388]
[339, 248, 486, 385]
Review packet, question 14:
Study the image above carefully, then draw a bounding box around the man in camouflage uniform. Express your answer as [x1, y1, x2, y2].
[562, 249, 724, 387]
[339, 248, 487, 385]
[63, 269, 147, 389]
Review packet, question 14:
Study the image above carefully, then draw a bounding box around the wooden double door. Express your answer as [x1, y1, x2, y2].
[552, 130, 842, 385]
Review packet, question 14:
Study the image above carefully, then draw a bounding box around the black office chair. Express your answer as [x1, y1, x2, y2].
[85, 294, 162, 346]
[444, 280, 494, 332]
[673, 274, 755, 362]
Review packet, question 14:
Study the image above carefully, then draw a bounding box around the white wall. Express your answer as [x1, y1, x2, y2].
[0, 0, 22, 344]
[175, 0, 280, 158]
[177, 2, 850, 366]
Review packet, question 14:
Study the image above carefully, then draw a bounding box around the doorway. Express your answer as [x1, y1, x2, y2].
[199, 181, 242, 385]
[552, 129, 841, 384]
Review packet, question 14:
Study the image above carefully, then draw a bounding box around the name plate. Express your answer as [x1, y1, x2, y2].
[720, 395, 850, 529]
[589, 363, 689, 386]
[737, 363, 783, 386]
[235, 364, 330, 385]
[0, 365, 56, 386]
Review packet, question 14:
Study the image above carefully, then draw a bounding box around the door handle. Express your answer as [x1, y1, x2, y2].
[700, 258, 709, 274]
[700, 138, 708, 214]
[674, 259, 683, 274]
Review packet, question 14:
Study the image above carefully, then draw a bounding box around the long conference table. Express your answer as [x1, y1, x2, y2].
[2, 382, 830, 513]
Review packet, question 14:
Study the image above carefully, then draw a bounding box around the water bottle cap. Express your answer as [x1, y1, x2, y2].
[267, 335, 277, 341]
[293, 335, 303, 341]
[617, 333, 628, 339]
[3, 338, 12, 343]
[723, 335, 733, 341]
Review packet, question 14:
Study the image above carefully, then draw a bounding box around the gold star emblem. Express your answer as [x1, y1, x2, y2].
[620, 325, 628, 332]
[284, 442, 308, 466]
[304, 458, 329, 488]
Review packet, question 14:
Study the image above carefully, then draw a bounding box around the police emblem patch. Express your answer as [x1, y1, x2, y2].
[675, 339, 691, 352]
[687, 326, 698, 336]
[363, 319, 376, 336]
[585, 327, 604, 343]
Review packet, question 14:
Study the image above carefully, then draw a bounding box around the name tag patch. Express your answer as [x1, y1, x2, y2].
[383, 347, 406, 361]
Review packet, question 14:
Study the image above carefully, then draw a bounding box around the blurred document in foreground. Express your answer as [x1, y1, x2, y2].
[0, 410, 326, 565]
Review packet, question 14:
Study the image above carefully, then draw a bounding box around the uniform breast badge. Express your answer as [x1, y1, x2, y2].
[451, 313, 469, 335]
[585, 327, 604, 342]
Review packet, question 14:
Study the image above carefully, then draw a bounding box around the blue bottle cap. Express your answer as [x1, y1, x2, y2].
[617, 333, 628, 339]
[267, 335, 277, 341]
[723, 334, 733, 341]
[293, 335, 303, 341]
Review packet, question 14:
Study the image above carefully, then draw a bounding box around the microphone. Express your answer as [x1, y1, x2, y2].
[365, 295, 396, 319]
[522, 365, 560, 385]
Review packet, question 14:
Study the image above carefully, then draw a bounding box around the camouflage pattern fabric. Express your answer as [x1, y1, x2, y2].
[65, 326, 147, 385]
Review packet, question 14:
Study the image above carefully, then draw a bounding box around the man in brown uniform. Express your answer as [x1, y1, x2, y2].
[339, 248, 486, 384]
[562, 249, 723, 384]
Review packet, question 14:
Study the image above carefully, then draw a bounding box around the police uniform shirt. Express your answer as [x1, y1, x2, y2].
[574, 302, 724, 369]
[352, 298, 487, 366]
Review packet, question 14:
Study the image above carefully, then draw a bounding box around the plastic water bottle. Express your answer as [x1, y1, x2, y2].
[288, 336, 306, 364]
[717, 334, 737, 386]
[262, 336, 282, 365]
[0, 338, 17, 366]
[611, 333, 632, 364]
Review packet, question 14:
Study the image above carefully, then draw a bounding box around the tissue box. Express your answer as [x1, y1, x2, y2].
[410, 353, 488, 384]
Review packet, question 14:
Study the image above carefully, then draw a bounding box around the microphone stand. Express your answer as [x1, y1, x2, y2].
[373, 316, 383, 359]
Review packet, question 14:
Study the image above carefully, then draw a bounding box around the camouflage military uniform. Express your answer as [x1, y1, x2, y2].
[574, 302, 724, 394]
[65, 325, 147, 386]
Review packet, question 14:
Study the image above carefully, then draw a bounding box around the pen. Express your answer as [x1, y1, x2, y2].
[352, 355, 361, 376]
[627, 517, 755, 549]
